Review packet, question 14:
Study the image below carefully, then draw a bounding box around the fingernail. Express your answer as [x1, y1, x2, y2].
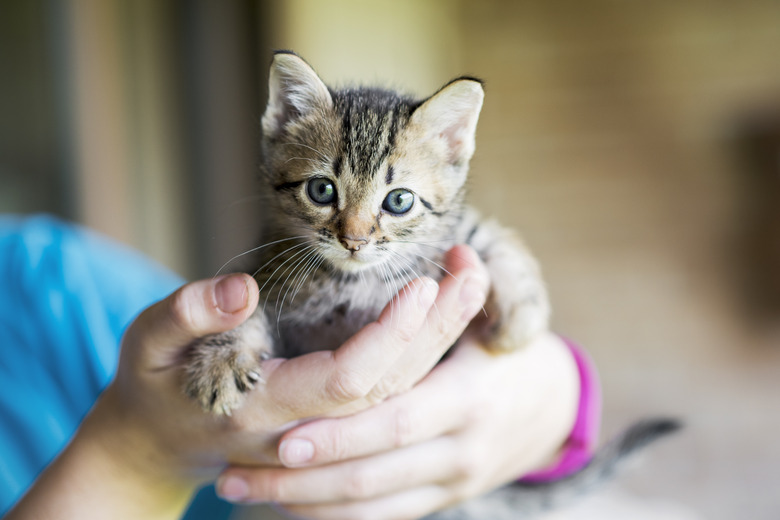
[217, 474, 249, 502]
[279, 438, 315, 466]
[460, 275, 487, 321]
[417, 277, 439, 310]
[215, 274, 249, 314]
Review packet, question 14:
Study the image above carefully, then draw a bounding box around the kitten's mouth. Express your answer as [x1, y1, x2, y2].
[338, 252, 376, 272]
[321, 245, 379, 273]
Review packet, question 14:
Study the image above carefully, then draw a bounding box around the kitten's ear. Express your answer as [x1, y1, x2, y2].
[411, 77, 484, 166]
[262, 52, 333, 138]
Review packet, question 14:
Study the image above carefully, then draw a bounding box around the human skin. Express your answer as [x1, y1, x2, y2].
[6, 245, 578, 520]
[219, 334, 578, 520]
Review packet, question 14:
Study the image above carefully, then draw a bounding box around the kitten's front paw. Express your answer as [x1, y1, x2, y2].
[486, 291, 550, 352]
[183, 331, 267, 415]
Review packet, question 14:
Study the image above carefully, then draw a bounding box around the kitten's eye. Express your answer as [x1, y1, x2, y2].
[382, 189, 414, 215]
[307, 177, 336, 205]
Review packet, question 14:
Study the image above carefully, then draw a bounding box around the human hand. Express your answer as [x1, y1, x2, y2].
[106, 245, 490, 481]
[216, 333, 579, 520]
[7, 245, 490, 520]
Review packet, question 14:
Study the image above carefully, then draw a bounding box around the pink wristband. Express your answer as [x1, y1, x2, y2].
[520, 337, 601, 482]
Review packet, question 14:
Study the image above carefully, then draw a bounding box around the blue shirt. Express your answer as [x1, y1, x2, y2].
[0, 215, 233, 518]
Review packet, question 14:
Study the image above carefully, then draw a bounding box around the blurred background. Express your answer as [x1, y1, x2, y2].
[2, 0, 780, 518]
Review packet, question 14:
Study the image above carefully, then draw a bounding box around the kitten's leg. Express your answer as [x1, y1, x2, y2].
[183, 310, 274, 415]
[467, 219, 550, 352]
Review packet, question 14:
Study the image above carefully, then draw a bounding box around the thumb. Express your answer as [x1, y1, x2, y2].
[124, 273, 259, 370]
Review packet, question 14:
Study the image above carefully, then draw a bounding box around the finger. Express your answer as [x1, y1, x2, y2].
[124, 274, 258, 370]
[262, 277, 439, 418]
[276, 337, 481, 467]
[366, 244, 489, 402]
[279, 485, 454, 520]
[218, 436, 461, 505]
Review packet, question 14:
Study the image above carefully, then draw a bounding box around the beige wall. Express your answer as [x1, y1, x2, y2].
[461, 3, 780, 518]
[268, 0, 462, 95]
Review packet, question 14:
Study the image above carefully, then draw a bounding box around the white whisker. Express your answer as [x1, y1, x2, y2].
[290, 252, 324, 304]
[258, 244, 315, 314]
[279, 247, 320, 314]
[215, 235, 309, 277]
[275, 246, 319, 332]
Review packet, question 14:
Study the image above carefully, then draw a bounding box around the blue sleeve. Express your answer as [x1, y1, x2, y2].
[0, 215, 216, 515]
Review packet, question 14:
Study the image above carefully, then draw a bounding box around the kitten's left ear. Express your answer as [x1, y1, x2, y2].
[411, 77, 484, 166]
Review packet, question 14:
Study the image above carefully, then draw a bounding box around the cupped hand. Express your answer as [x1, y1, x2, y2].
[8, 245, 491, 520]
[216, 333, 579, 520]
[104, 243, 490, 481]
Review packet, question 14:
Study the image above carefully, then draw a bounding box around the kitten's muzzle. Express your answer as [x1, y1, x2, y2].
[340, 235, 369, 252]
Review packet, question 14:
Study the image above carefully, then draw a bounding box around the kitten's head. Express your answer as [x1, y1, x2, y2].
[260, 51, 483, 274]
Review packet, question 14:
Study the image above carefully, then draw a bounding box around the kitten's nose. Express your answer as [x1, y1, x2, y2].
[340, 236, 368, 252]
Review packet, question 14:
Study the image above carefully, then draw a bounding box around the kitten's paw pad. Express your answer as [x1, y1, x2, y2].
[183, 335, 264, 415]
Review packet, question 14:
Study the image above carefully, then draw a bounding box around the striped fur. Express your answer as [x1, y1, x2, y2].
[181, 51, 677, 520]
[185, 50, 549, 412]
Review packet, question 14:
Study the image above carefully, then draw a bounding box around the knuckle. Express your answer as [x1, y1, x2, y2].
[391, 321, 417, 345]
[260, 471, 286, 502]
[326, 368, 368, 403]
[366, 374, 403, 404]
[390, 406, 415, 448]
[343, 466, 377, 500]
[324, 425, 351, 461]
[433, 313, 455, 340]
[453, 454, 480, 482]
[451, 440, 483, 482]
[168, 287, 198, 334]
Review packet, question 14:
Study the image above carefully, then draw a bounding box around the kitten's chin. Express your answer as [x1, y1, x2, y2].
[321, 249, 381, 273]
[332, 255, 378, 273]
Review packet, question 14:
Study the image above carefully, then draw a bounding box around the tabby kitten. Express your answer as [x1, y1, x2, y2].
[184, 52, 678, 519]
[183, 51, 549, 414]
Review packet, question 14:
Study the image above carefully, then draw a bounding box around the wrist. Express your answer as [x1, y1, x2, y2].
[85, 384, 200, 493]
[7, 386, 197, 520]
[521, 336, 601, 482]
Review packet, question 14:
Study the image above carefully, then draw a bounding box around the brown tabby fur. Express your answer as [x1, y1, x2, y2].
[182, 51, 678, 520]
[183, 51, 549, 414]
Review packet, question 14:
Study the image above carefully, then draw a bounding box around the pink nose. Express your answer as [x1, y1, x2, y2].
[340, 236, 368, 252]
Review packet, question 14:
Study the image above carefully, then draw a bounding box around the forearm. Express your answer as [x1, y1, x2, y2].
[6, 389, 196, 520]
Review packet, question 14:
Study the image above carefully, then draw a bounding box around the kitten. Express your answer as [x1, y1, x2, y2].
[184, 50, 550, 413]
[184, 51, 678, 519]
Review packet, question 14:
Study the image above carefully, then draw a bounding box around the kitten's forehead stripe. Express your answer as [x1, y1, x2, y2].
[333, 88, 415, 181]
[385, 165, 395, 185]
[333, 156, 343, 178]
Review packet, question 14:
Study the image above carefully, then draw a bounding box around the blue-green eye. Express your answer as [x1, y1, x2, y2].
[383, 189, 414, 214]
[307, 178, 336, 205]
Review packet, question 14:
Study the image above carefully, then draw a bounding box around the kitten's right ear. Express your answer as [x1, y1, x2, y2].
[262, 52, 333, 138]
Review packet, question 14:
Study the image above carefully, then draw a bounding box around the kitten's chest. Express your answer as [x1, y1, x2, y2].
[251, 236, 451, 357]
[263, 270, 393, 357]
